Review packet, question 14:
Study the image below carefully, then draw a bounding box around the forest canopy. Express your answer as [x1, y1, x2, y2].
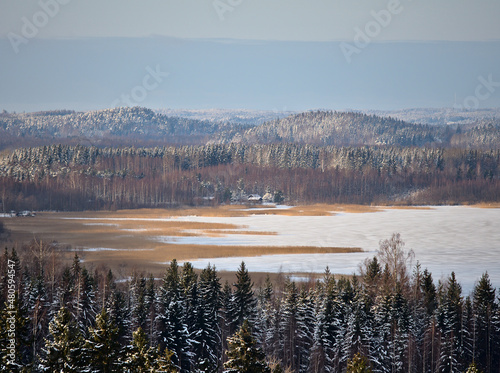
[1, 234, 499, 372]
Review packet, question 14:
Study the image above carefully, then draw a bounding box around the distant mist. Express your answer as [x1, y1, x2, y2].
[1, 37, 499, 112]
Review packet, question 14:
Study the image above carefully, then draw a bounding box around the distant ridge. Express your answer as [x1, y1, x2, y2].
[0, 107, 499, 149]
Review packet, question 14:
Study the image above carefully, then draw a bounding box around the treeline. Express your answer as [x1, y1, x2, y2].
[1, 108, 499, 149]
[0, 144, 499, 210]
[0, 107, 246, 148]
[1, 234, 499, 372]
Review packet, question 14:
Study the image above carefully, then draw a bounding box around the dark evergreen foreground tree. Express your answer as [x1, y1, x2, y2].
[224, 320, 270, 373]
[347, 353, 373, 373]
[157, 259, 191, 371]
[85, 308, 122, 372]
[231, 262, 257, 331]
[40, 307, 84, 372]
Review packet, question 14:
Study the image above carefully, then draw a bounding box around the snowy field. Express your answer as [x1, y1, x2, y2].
[168, 206, 500, 295]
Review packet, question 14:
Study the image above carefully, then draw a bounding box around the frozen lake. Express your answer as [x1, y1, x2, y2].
[169, 206, 500, 295]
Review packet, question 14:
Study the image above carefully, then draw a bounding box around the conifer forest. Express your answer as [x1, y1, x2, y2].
[1, 233, 499, 373]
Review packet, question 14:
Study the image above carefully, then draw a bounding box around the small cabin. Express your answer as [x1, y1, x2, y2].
[247, 194, 263, 203]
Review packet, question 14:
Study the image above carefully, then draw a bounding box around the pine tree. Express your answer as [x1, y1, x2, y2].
[40, 306, 84, 372]
[346, 353, 373, 373]
[224, 320, 271, 373]
[371, 294, 393, 373]
[363, 257, 381, 301]
[125, 327, 158, 373]
[85, 308, 123, 372]
[72, 262, 97, 338]
[343, 287, 372, 365]
[24, 266, 50, 368]
[388, 289, 411, 373]
[421, 269, 437, 317]
[464, 362, 482, 373]
[145, 274, 157, 343]
[156, 347, 178, 373]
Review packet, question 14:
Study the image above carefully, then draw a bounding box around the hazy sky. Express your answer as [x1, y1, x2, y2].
[2, 0, 500, 42]
[1, 1, 499, 112]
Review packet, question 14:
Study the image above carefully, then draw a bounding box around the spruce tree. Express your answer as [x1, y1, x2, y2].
[346, 353, 373, 373]
[0, 294, 31, 372]
[157, 260, 190, 371]
[41, 306, 84, 372]
[85, 308, 122, 372]
[473, 272, 496, 373]
[231, 262, 257, 331]
[224, 320, 271, 373]
[437, 272, 463, 373]
[296, 289, 315, 373]
[280, 279, 299, 370]
[130, 274, 149, 332]
[108, 287, 130, 346]
[221, 280, 233, 360]
[195, 264, 222, 372]
[124, 327, 158, 373]
[181, 262, 198, 369]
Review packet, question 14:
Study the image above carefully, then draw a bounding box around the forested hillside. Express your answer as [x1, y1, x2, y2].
[0, 107, 247, 148]
[1, 107, 499, 149]
[0, 107, 498, 210]
[241, 111, 441, 146]
[1, 235, 499, 372]
[1, 144, 498, 210]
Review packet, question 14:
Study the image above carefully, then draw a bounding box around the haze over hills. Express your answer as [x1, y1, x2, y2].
[365, 108, 500, 126]
[1, 107, 499, 149]
[157, 108, 296, 125]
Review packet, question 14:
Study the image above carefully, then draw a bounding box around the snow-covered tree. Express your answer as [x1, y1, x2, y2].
[231, 262, 257, 331]
[124, 327, 159, 373]
[85, 308, 123, 372]
[157, 260, 191, 372]
[40, 306, 84, 372]
[193, 264, 222, 372]
[224, 320, 270, 373]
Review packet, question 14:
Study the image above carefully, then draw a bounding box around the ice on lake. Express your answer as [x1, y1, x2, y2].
[166, 206, 500, 295]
